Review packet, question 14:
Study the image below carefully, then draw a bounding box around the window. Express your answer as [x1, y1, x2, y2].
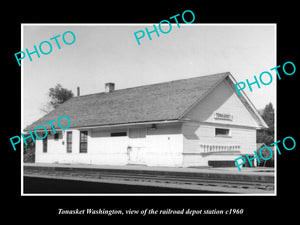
[54, 133, 59, 141]
[215, 128, 230, 137]
[80, 131, 88, 153]
[66, 131, 72, 153]
[43, 135, 47, 153]
[110, 132, 127, 137]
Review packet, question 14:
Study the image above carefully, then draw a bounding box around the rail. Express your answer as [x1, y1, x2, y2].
[23, 165, 274, 194]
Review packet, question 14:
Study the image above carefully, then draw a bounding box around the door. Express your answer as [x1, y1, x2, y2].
[128, 146, 145, 164]
[127, 128, 146, 165]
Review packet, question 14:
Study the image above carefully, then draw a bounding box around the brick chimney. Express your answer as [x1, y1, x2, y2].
[105, 83, 115, 92]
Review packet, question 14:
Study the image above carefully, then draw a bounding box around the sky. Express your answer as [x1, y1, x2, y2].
[22, 24, 276, 127]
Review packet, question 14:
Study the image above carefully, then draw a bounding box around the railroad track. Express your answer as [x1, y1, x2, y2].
[23, 166, 274, 193]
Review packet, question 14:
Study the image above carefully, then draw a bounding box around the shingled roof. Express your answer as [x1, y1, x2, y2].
[25, 72, 231, 131]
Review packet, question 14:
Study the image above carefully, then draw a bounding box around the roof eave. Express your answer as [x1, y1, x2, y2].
[228, 74, 269, 129]
[23, 119, 182, 133]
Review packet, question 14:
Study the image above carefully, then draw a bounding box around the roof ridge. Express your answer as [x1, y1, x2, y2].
[74, 72, 230, 98]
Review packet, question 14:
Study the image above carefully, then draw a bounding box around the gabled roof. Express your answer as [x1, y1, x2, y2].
[24, 72, 267, 131]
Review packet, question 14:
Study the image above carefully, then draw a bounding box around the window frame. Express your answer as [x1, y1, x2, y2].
[42, 134, 47, 153]
[215, 128, 231, 137]
[79, 131, 88, 153]
[54, 133, 59, 141]
[66, 131, 72, 153]
[110, 132, 127, 137]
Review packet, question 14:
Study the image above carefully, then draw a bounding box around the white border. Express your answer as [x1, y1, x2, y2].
[21, 23, 277, 197]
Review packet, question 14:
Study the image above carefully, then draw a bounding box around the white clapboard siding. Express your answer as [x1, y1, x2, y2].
[183, 122, 256, 153]
[180, 78, 258, 167]
[183, 78, 259, 128]
[35, 124, 183, 167]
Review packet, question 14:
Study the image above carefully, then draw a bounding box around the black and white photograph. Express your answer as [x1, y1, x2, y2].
[4, 4, 298, 221]
[21, 24, 276, 195]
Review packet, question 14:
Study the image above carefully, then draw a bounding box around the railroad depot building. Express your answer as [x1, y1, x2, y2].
[25, 72, 268, 167]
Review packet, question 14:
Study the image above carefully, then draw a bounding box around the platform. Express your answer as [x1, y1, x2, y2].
[23, 163, 275, 194]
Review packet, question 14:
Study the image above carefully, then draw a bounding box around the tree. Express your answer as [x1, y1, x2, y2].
[257, 102, 274, 145]
[256, 102, 275, 167]
[41, 84, 74, 113]
[23, 136, 35, 163]
[27, 84, 74, 162]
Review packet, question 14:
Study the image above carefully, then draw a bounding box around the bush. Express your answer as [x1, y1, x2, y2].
[23, 142, 35, 163]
